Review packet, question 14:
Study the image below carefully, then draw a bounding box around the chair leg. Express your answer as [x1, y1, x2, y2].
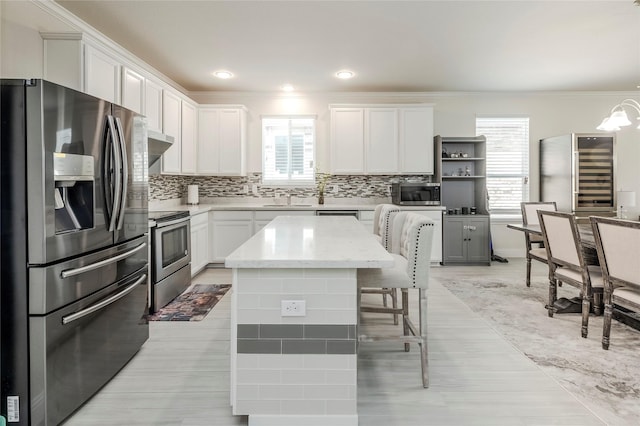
[392, 288, 398, 325]
[581, 295, 590, 338]
[526, 256, 532, 287]
[548, 278, 557, 317]
[418, 288, 429, 388]
[602, 302, 612, 350]
[382, 291, 388, 307]
[401, 288, 410, 352]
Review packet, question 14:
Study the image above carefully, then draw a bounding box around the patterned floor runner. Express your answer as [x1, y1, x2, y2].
[147, 284, 231, 321]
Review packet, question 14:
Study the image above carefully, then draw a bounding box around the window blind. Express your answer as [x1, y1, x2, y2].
[476, 117, 530, 213]
[262, 117, 315, 184]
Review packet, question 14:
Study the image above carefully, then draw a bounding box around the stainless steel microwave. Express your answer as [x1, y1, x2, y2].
[391, 182, 441, 206]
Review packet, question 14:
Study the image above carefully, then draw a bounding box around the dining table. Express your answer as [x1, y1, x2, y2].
[508, 222, 640, 329]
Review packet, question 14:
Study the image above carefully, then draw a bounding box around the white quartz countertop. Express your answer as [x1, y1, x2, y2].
[225, 216, 395, 269]
[150, 201, 445, 216]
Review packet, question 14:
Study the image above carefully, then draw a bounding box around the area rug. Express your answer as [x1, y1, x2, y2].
[431, 261, 640, 426]
[147, 284, 230, 321]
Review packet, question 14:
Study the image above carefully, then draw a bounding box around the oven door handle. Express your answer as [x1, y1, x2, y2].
[61, 242, 147, 279]
[62, 274, 146, 325]
[156, 217, 190, 228]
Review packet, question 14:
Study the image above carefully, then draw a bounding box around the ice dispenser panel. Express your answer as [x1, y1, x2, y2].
[53, 153, 95, 233]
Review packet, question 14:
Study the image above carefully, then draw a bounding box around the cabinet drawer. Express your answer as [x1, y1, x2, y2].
[190, 212, 209, 227]
[358, 210, 375, 221]
[254, 210, 314, 221]
[212, 210, 252, 221]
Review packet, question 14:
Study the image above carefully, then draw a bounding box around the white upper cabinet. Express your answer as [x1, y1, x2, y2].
[84, 44, 121, 104]
[365, 108, 398, 174]
[161, 90, 182, 174]
[121, 66, 145, 114]
[330, 108, 365, 174]
[144, 79, 163, 133]
[42, 33, 84, 92]
[399, 106, 434, 174]
[181, 100, 198, 174]
[330, 104, 434, 175]
[197, 106, 247, 176]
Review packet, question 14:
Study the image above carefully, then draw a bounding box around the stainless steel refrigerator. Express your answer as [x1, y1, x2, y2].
[540, 133, 616, 216]
[1, 79, 149, 425]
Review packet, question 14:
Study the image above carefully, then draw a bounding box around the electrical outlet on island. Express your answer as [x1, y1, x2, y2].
[281, 300, 306, 317]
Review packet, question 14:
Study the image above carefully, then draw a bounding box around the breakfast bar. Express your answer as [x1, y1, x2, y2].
[225, 216, 394, 426]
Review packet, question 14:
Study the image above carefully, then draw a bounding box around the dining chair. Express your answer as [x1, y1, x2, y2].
[357, 211, 434, 388]
[361, 204, 401, 324]
[538, 210, 603, 338]
[521, 202, 557, 287]
[590, 216, 640, 350]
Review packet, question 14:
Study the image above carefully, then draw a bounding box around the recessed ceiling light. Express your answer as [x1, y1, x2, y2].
[282, 84, 294, 92]
[336, 70, 355, 79]
[213, 70, 233, 79]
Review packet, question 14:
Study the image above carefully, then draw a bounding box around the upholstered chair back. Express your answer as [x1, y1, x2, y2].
[389, 212, 434, 289]
[538, 211, 581, 268]
[372, 204, 401, 250]
[522, 202, 557, 243]
[591, 218, 640, 287]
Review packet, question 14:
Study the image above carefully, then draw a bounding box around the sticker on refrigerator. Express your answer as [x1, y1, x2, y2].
[6, 396, 19, 422]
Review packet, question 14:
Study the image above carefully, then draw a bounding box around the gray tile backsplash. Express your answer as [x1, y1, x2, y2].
[149, 173, 432, 201]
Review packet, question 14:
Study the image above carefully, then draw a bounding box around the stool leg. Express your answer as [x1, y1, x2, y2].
[402, 288, 410, 352]
[392, 288, 398, 325]
[419, 288, 429, 388]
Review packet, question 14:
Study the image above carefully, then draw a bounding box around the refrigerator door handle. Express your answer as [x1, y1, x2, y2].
[61, 274, 146, 325]
[114, 116, 129, 230]
[105, 115, 123, 232]
[60, 242, 147, 278]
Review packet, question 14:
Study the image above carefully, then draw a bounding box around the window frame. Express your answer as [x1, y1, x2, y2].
[476, 115, 530, 215]
[261, 115, 317, 187]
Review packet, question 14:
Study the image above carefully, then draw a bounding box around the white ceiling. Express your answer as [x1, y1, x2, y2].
[52, 0, 640, 93]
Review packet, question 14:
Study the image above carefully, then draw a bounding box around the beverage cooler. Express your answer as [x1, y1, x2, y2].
[540, 133, 616, 216]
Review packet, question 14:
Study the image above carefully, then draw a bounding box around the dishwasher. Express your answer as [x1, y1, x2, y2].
[316, 210, 360, 218]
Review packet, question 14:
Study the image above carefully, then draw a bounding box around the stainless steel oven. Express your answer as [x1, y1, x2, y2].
[149, 211, 191, 313]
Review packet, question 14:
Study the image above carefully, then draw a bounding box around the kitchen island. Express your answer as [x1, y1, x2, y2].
[225, 215, 394, 426]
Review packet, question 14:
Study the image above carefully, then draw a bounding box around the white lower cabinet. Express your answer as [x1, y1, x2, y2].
[358, 210, 375, 233]
[253, 210, 315, 234]
[209, 211, 253, 263]
[190, 213, 209, 277]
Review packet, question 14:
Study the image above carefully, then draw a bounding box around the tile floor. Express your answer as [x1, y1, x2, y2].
[62, 263, 609, 426]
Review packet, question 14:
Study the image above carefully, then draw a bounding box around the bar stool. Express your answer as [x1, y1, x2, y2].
[358, 212, 435, 388]
[361, 204, 400, 324]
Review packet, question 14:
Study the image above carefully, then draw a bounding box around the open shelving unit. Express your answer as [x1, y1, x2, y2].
[434, 135, 491, 265]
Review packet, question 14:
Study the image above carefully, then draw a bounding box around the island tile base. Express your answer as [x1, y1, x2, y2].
[231, 268, 358, 425]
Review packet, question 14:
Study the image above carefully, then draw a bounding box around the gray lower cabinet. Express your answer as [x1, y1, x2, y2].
[443, 215, 491, 265]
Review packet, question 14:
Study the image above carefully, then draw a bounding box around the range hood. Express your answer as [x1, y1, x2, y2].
[147, 130, 174, 168]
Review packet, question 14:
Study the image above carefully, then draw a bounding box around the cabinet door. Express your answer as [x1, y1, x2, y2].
[365, 108, 398, 173]
[181, 101, 198, 174]
[145, 79, 163, 133]
[197, 107, 246, 175]
[466, 216, 491, 264]
[218, 109, 245, 175]
[161, 90, 182, 174]
[121, 67, 145, 114]
[443, 216, 466, 264]
[190, 221, 209, 277]
[330, 108, 364, 174]
[211, 220, 253, 262]
[43, 36, 84, 92]
[399, 107, 434, 174]
[197, 108, 219, 174]
[84, 44, 120, 104]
